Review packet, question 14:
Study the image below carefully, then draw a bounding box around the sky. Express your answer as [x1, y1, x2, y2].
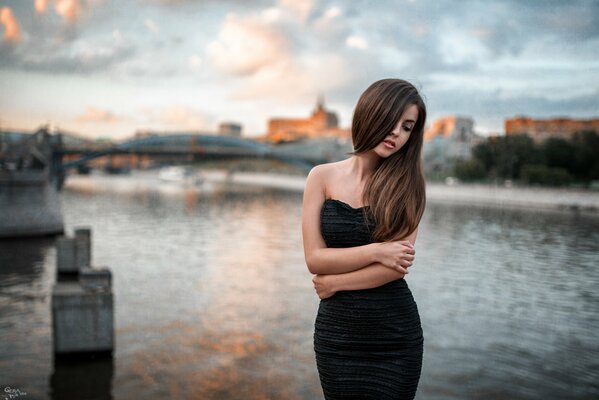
[0, 0, 598, 140]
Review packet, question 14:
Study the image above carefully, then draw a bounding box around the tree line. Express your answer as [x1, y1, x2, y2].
[453, 131, 599, 187]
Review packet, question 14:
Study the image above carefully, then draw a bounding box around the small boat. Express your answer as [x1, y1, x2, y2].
[158, 166, 203, 185]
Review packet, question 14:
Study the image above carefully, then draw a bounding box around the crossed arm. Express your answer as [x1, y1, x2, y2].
[302, 165, 418, 299]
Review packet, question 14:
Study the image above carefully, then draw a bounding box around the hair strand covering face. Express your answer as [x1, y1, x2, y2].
[348, 78, 427, 242]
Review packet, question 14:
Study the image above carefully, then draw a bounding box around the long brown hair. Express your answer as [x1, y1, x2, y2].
[349, 78, 427, 242]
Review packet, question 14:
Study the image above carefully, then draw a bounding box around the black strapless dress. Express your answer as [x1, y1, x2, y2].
[314, 198, 423, 400]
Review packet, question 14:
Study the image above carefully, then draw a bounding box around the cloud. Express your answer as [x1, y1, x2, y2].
[0, 0, 133, 74]
[0, 35, 136, 74]
[205, 4, 360, 104]
[54, 0, 82, 23]
[35, 0, 49, 14]
[144, 18, 160, 34]
[76, 106, 120, 123]
[0, 7, 22, 43]
[142, 105, 215, 131]
[34, 0, 104, 24]
[279, 0, 313, 23]
[142, 0, 272, 8]
[206, 13, 289, 76]
[323, 6, 340, 19]
[345, 35, 367, 50]
[232, 53, 352, 104]
[2, 0, 597, 137]
[188, 54, 202, 72]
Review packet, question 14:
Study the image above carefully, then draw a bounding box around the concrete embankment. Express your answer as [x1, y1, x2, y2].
[424, 182, 598, 212]
[64, 170, 599, 213]
[0, 170, 64, 238]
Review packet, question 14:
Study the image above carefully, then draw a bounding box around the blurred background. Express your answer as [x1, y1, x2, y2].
[1, 0, 598, 399]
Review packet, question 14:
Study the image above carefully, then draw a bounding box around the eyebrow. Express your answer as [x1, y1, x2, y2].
[403, 119, 416, 124]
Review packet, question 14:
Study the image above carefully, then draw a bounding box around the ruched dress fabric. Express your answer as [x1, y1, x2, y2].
[314, 198, 423, 400]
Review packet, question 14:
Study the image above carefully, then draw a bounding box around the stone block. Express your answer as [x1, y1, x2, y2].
[52, 282, 114, 354]
[74, 227, 92, 269]
[56, 237, 77, 274]
[79, 267, 111, 291]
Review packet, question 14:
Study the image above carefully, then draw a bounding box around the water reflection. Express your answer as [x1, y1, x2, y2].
[50, 355, 114, 400]
[0, 179, 598, 399]
[0, 237, 56, 399]
[413, 202, 599, 400]
[0, 237, 54, 283]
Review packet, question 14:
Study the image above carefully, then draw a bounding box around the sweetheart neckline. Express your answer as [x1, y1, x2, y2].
[324, 198, 370, 210]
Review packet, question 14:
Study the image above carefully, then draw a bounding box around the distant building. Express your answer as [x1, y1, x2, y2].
[266, 97, 348, 143]
[423, 116, 483, 173]
[505, 116, 599, 143]
[219, 122, 242, 137]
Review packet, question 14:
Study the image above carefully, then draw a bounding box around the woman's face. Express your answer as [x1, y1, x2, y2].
[373, 104, 419, 158]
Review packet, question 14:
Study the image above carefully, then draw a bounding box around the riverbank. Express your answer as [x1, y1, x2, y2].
[63, 170, 599, 213]
[425, 182, 598, 212]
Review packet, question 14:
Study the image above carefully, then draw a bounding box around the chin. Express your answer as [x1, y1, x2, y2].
[374, 144, 397, 158]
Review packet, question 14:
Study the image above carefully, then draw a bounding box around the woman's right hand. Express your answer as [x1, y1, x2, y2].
[374, 240, 415, 274]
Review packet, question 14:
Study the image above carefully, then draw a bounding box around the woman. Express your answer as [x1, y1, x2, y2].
[301, 78, 427, 399]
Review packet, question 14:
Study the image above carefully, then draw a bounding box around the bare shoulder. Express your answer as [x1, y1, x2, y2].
[307, 160, 347, 194]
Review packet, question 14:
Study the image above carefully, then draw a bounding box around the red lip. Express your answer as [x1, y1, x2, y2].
[383, 139, 395, 148]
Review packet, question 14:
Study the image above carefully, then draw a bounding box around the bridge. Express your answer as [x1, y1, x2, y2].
[1, 127, 353, 189]
[59, 132, 331, 175]
[0, 127, 351, 237]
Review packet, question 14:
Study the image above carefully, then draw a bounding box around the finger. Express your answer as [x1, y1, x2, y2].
[399, 246, 415, 254]
[395, 265, 408, 274]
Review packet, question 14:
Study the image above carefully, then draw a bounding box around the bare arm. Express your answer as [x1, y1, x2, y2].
[302, 165, 416, 275]
[302, 165, 380, 275]
[312, 227, 419, 299]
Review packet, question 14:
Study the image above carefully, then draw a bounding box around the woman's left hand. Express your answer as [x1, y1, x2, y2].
[312, 274, 336, 299]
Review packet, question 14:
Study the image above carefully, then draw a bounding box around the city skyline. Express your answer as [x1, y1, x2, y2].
[1, 0, 598, 140]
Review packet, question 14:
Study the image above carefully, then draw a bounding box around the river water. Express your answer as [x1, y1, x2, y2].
[1, 172, 598, 399]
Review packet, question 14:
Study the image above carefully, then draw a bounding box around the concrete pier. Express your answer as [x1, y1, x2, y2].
[75, 227, 92, 270]
[0, 170, 64, 238]
[0, 128, 65, 238]
[79, 267, 112, 291]
[52, 227, 114, 356]
[56, 228, 93, 276]
[52, 282, 114, 354]
[56, 237, 77, 274]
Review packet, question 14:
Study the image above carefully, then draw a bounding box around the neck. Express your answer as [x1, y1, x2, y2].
[348, 150, 381, 183]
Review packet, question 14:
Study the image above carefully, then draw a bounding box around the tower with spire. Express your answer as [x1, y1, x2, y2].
[311, 95, 338, 131]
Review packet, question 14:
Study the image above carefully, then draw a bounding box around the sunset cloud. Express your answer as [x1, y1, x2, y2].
[54, 0, 82, 23]
[207, 13, 289, 76]
[279, 0, 313, 23]
[76, 106, 120, 123]
[161, 106, 206, 129]
[35, 0, 49, 14]
[1, 0, 597, 139]
[0, 7, 22, 43]
[232, 54, 352, 104]
[34, 0, 93, 23]
[142, 105, 214, 131]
